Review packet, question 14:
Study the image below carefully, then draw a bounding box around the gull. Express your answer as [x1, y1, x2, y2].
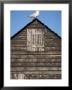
[29, 10, 40, 18]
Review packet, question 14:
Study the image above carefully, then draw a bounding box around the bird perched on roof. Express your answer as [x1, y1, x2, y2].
[29, 10, 40, 18]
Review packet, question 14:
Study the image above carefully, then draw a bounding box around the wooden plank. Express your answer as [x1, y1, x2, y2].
[11, 54, 61, 59]
[11, 51, 61, 55]
[11, 66, 61, 71]
[11, 62, 61, 67]
[11, 58, 61, 63]
[11, 70, 61, 75]
[11, 73, 61, 79]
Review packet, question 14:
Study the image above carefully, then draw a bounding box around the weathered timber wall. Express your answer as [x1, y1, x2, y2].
[11, 19, 61, 79]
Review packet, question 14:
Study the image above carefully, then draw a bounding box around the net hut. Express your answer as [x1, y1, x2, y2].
[11, 18, 61, 79]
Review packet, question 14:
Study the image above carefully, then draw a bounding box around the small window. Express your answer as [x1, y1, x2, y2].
[18, 73, 25, 79]
[51, 43, 56, 48]
[13, 73, 18, 79]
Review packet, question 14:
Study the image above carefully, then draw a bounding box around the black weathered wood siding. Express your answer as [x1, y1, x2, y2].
[11, 19, 61, 79]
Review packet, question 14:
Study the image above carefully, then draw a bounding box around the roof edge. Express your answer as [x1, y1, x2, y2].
[11, 18, 37, 39]
[11, 18, 61, 39]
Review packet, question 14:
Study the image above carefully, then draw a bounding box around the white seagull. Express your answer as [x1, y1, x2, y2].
[29, 10, 40, 18]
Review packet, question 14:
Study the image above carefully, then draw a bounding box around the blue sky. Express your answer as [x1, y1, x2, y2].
[10, 11, 61, 37]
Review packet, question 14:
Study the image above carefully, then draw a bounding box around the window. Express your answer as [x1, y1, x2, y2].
[12, 73, 26, 79]
[50, 42, 56, 49]
[27, 29, 44, 51]
[18, 73, 25, 79]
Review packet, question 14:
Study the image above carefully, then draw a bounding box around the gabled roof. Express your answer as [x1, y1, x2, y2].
[11, 18, 61, 39]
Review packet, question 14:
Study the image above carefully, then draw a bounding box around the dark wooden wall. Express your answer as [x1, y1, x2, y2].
[11, 19, 61, 79]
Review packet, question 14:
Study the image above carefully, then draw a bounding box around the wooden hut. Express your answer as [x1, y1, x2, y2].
[11, 18, 61, 79]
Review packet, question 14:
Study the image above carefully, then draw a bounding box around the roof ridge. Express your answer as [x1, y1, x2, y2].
[11, 18, 61, 39]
